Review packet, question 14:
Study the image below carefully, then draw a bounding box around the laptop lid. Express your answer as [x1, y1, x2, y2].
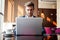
[16, 17, 43, 35]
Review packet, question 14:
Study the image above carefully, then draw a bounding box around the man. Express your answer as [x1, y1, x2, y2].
[14, 1, 36, 35]
[23, 1, 36, 17]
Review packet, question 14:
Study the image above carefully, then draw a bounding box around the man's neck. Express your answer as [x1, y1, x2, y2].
[25, 15, 33, 18]
[26, 15, 33, 17]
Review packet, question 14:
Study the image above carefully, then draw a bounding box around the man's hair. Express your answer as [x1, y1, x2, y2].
[24, 1, 34, 8]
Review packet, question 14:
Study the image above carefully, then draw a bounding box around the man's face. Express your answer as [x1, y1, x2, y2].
[25, 6, 34, 17]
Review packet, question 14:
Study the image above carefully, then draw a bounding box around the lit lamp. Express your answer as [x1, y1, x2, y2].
[41, 13, 45, 18]
[40, 10, 45, 19]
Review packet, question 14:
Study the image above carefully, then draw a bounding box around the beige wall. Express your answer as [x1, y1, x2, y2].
[57, 0, 60, 40]
[38, 1, 56, 9]
[57, 0, 60, 28]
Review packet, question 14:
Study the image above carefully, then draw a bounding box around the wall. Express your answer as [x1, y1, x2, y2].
[57, 0, 60, 40]
[57, 0, 60, 28]
[0, 0, 5, 40]
[38, 0, 56, 9]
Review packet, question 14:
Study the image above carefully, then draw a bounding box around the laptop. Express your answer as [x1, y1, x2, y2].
[16, 17, 43, 40]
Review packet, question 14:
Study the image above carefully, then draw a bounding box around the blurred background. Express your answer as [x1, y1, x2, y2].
[0, 0, 60, 40]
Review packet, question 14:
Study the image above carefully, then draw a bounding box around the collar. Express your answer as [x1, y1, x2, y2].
[25, 15, 34, 18]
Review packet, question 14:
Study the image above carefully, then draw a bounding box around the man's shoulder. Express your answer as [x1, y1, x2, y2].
[16, 16, 25, 19]
[33, 16, 36, 18]
[18, 16, 25, 18]
[22, 16, 25, 17]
